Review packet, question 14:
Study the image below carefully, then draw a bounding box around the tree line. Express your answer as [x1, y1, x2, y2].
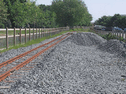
[0, 0, 92, 28]
[94, 14, 126, 29]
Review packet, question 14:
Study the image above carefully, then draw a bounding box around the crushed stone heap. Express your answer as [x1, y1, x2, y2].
[68, 32, 126, 58]
[68, 32, 106, 46]
[97, 39, 126, 58]
[1, 32, 126, 93]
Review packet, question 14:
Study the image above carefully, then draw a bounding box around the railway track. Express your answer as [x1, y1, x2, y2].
[0, 32, 73, 85]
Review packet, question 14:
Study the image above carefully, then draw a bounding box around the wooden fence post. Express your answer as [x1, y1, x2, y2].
[117, 31, 119, 40]
[36, 28, 37, 39]
[116, 31, 118, 38]
[39, 28, 40, 38]
[6, 27, 8, 49]
[14, 27, 16, 46]
[56, 28, 58, 34]
[48, 30, 49, 37]
[33, 28, 34, 40]
[54, 28, 56, 34]
[42, 28, 44, 37]
[29, 27, 31, 41]
[25, 28, 27, 43]
[19, 28, 21, 44]
[124, 32, 126, 39]
[122, 31, 124, 39]
[43, 28, 45, 37]
[124, 32, 126, 43]
[119, 31, 121, 38]
[41, 28, 42, 38]
[49, 29, 51, 37]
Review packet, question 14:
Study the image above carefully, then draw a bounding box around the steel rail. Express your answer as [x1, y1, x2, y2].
[0, 33, 71, 82]
[0, 34, 66, 69]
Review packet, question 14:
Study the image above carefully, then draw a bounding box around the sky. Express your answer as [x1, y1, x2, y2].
[36, 0, 126, 22]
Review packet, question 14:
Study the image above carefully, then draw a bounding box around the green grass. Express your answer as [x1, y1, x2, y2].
[0, 29, 74, 53]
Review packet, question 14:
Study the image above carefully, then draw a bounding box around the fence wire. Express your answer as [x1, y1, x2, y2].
[0, 27, 70, 49]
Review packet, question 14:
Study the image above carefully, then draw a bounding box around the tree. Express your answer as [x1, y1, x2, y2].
[3, 0, 27, 27]
[39, 4, 51, 12]
[94, 16, 112, 27]
[39, 4, 58, 28]
[51, 0, 92, 27]
[26, 1, 39, 28]
[3, 0, 26, 5]
[0, 0, 8, 27]
[78, 7, 92, 26]
[94, 14, 126, 28]
[10, 0, 28, 27]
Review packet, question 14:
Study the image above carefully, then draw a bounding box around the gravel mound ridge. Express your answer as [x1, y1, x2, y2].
[97, 39, 126, 58]
[68, 32, 107, 46]
[1, 32, 126, 93]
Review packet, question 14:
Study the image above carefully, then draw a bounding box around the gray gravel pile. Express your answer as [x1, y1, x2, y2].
[97, 39, 126, 58]
[68, 32, 106, 46]
[1, 32, 126, 94]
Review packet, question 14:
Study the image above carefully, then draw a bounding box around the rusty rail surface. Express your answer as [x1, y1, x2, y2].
[0, 34, 66, 69]
[0, 33, 72, 82]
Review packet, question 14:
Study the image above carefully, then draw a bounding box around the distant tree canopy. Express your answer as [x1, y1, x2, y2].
[39, 4, 51, 12]
[0, 0, 8, 28]
[94, 14, 126, 29]
[0, 0, 92, 28]
[51, 0, 92, 27]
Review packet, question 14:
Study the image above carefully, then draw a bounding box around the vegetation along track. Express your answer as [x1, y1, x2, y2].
[0, 32, 73, 83]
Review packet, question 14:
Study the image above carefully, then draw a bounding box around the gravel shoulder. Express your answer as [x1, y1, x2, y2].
[1, 32, 126, 94]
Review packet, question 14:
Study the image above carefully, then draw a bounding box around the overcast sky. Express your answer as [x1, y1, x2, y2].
[36, 0, 126, 22]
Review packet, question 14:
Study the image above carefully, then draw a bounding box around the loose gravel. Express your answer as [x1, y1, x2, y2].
[69, 32, 107, 46]
[1, 32, 126, 93]
[97, 39, 126, 58]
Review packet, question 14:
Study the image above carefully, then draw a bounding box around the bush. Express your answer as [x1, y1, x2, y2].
[101, 33, 126, 42]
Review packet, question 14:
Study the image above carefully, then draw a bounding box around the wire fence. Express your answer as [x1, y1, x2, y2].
[90, 28, 126, 41]
[0, 27, 70, 49]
